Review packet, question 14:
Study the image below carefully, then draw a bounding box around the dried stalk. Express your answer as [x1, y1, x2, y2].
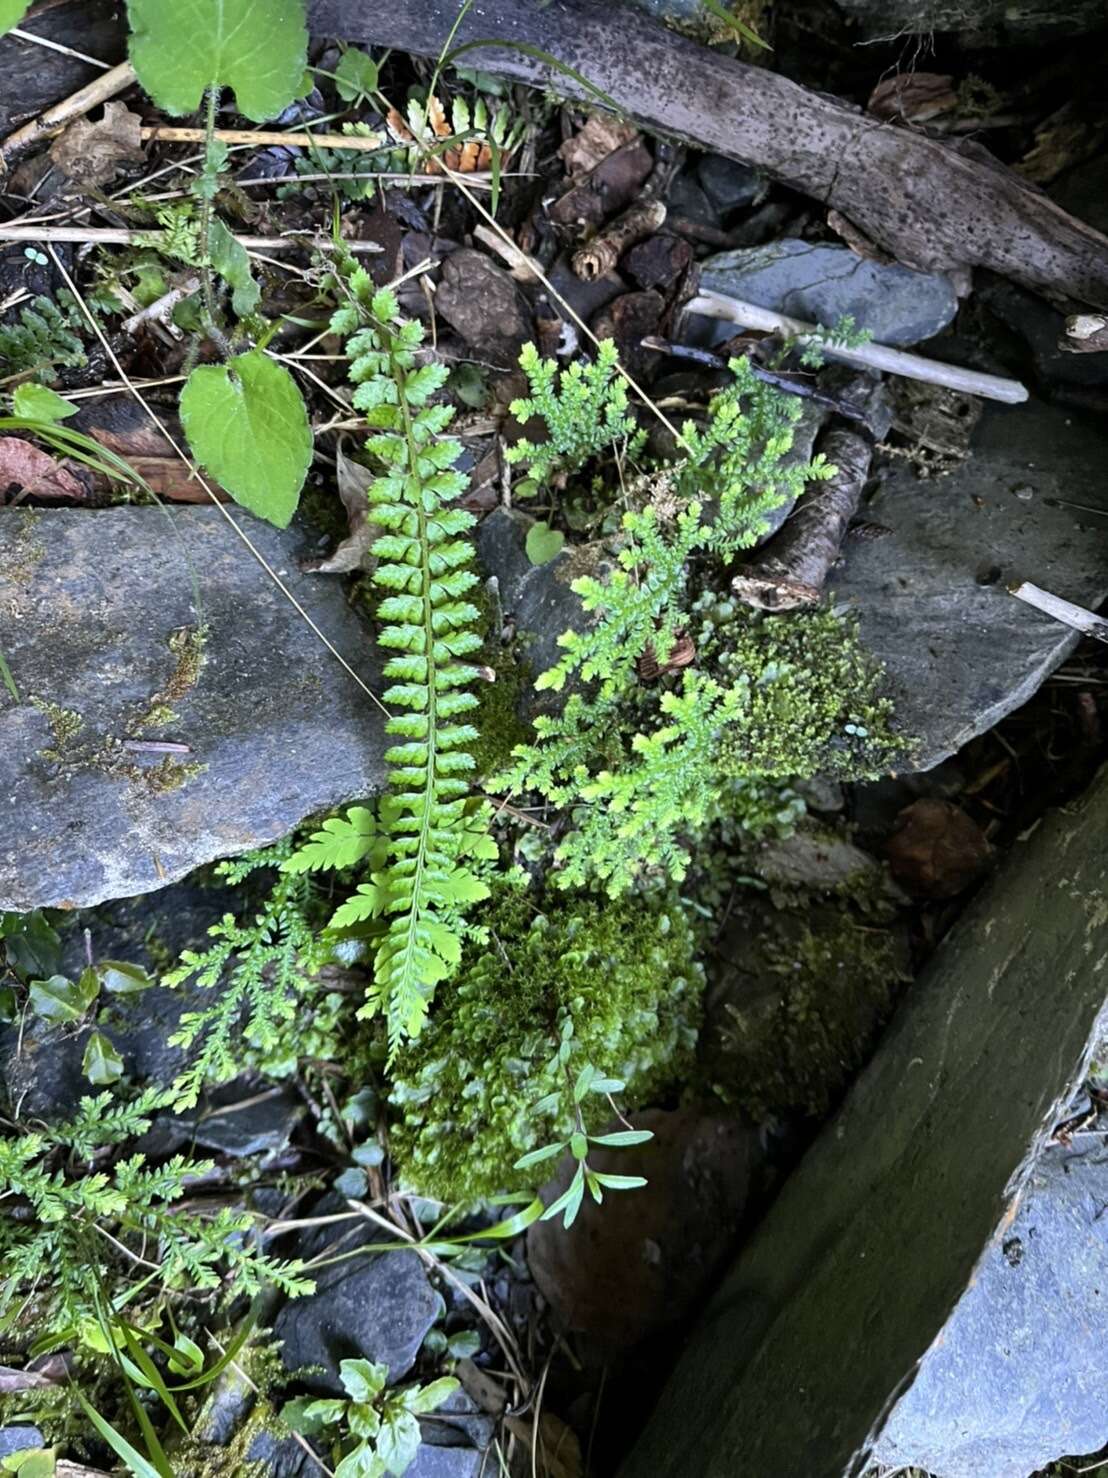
[140, 123, 386, 151]
[1008, 582, 1108, 642]
[573, 197, 667, 280]
[0, 223, 381, 253]
[687, 290, 1029, 404]
[0, 58, 135, 166]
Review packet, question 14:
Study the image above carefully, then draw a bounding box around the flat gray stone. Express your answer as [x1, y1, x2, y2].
[833, 398, 1108, 770]
[0, 1429, 44, 1460]
[406, 1448, 482, 1478]
[620, 764, 1108, 1478]
[699, 238, 958, 347]
[872, 1137, 1108, 1477]
[0, 506, 386, 911]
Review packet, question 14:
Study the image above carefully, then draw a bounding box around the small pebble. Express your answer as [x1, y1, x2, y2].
[1012, 483, 1035, 501]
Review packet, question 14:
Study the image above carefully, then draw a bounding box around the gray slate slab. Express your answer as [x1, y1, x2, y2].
[0, 506, 386, 911]
[833, 398, 1108, 770]
[619, 763, 1108, 1478]
[699, 238, 958, 346]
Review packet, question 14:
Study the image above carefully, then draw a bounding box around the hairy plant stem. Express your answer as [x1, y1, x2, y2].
[198, 85, 221, 340]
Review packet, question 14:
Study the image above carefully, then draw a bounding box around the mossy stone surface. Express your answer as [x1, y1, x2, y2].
[0, 507, 386, 911]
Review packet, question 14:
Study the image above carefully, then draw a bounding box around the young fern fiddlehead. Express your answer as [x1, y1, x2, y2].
[287, 270, 494, 1051]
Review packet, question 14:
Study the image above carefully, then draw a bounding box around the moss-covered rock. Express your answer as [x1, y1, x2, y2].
[388, 883, 704, 1202]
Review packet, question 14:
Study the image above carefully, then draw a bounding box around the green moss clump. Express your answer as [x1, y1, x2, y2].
[696, 602, 908, 786]
[713, 909, 902, 1121]
[388, 883, 704, 1202]
[31, 698, 84, 762]
[134, 624, 207, 731]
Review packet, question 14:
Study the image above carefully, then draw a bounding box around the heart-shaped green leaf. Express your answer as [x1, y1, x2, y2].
[126, 0, 308, 122]
[180, 350, 311, 527]
[525, 520, 565, 566]
[0, 0, 32, 36]
[83, 1029, 124, 1085]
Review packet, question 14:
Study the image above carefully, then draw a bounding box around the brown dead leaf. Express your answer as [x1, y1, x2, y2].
[0, 437, 88, 501]
[455, 1357, 509, 1416]
[70, 394, 231, 503]
[559, 113, 639, 178]
[867, 73, 956, 124]
[50, 101, 145, 186]
[505, 1412, 582, 1478]
[308, 447, 375, 573]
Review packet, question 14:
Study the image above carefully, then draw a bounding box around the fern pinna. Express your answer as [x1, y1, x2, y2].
[286, 270, 493, 1051]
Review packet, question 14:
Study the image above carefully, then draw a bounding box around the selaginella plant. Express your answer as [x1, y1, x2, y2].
[0, 1088, 310, 1350]
[282, 268, 496, 1052]
[492, 350, 900, 895]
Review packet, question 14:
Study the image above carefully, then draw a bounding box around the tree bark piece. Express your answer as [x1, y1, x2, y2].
[308, 0, 1108, 308]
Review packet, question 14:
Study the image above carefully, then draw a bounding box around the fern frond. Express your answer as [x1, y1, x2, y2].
[310, 267, 492, 1052]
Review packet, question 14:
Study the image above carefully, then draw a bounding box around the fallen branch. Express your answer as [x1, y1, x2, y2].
[573, 198, 667, 280]
[732, 377, 890, 611]
[0, 223, 381, 253]
[1009, 582, 1108, 643]
[140, 123, 386, 152]
[686, 289, 1029, 404]
[308, 0, 1108, 308]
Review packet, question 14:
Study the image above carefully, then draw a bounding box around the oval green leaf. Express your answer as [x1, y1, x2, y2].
[97, 959, 154, 994]
[127, 0, 308, 122]
[29, 969, 99, 1023]
[83, 1030, 124, 1086]
[180, 351, 311, 527]
[525, 520, 565, 567]
[12, 383, 76, 422]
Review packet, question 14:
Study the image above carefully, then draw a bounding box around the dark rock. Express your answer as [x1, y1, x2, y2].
[698, 238, 958, 347]
[624, 233, 693, 292]
[619, 765, 1108, 1478]
[1052, 155, 1108, 238]
[665, 171, 718, 230]
[246, 1428, 312, 1478]
[872, 1135, 1108, 1477]
[977, 274, 1108, 394]
[174, 1079, 305, 1158]
[405, 1447, 483, 1478]
[591, 290, 665, 380]
[884, 798, 991, 898]
[274, 1203, 439, 1395]
[476, 508, 605, 688]
[0, 1428, 44, 1460]
[0, 1, 122, 134]
[0, 506, 386, 912]
[436, 250, 532, 370]
[834, 398, 1108, 770]
[696, 154, 763, 215]
[527, 1107, 758, 1348]
[420, 1387, 496, 1452]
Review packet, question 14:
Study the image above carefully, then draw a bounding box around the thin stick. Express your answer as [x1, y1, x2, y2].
[0, 59, 136, 166]
[9, 27, 113, 69]
[140, 124, 387, 152]
[46, 245, 391, 719]
[0, 223, 382, 253]
[1009, 581, 1108, 642]
[686, 290, 1030, 405]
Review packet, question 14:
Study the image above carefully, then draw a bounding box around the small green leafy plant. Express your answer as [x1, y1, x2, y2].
[0, 293, 85, 382]
[281, 1358, 458, 1478]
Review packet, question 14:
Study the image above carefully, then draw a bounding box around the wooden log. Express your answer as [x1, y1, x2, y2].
[309, 0, 1108, 308]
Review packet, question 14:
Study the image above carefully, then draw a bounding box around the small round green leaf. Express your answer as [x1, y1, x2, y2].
[83, 1029, 123, 1085]
[180, 351, 312, 527]
[525, 520, 565, 566]
[334, 48, 378, 102]
[126, 0, 308, 122]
